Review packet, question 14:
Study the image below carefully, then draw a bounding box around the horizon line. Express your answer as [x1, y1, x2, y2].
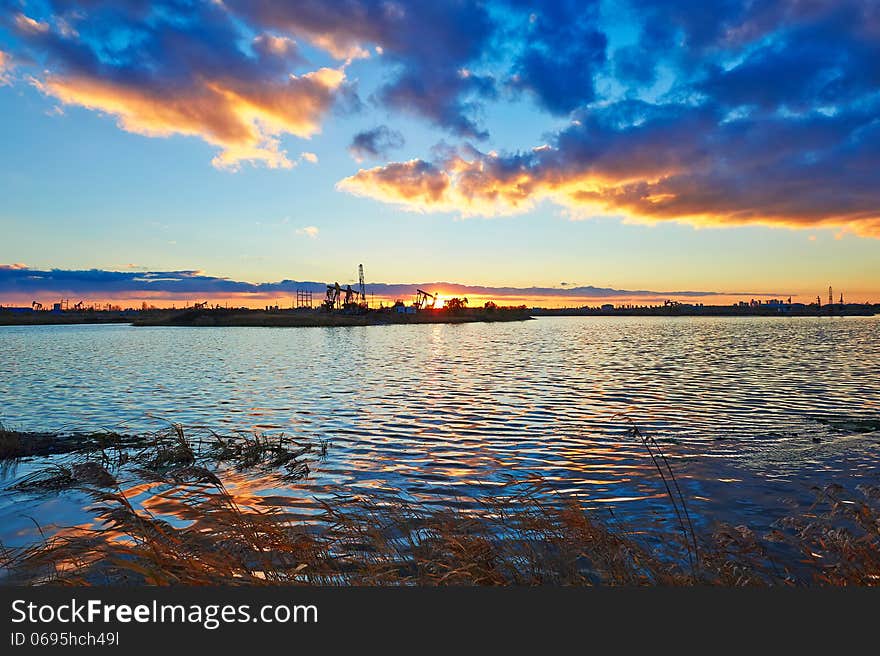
[0, 264, 799, 305]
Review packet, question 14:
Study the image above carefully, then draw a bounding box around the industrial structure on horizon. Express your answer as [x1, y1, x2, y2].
[2, 282, 876, 318]
[306, 264, 447, 315]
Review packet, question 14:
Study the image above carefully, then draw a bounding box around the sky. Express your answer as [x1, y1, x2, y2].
[0, 0, 878, 307]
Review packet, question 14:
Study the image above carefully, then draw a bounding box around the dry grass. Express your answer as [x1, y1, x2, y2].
[1, 425, 879, 586]
[1, 477, 686, 586]
[0, 425, 144, 460]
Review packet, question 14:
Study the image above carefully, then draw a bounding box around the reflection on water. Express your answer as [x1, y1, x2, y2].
[1, 316, 879, 544]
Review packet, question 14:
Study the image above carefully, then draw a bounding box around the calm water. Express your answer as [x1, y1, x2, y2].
[1, 317, 879, 544]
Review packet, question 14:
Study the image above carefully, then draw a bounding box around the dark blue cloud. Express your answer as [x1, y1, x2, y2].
[612, 45, 658, 87]
[225, 0, 499, 138]
[6, 0, 878, 129]
[2, 0, 879, 235]
[508, 0, 607, 115]
[0, 266, 739, 301]
[619, 0, 880, 100]
[8, 0, 305, 84]
[2, 0, 347, 168]
[697, 5, 880, 113]
[349, 125, 405, 161]
[340, 1, 880, 236]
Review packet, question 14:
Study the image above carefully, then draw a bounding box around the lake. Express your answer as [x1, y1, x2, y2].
[1, 316, 878, 545]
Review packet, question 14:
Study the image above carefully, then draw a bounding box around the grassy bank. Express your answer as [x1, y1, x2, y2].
[132, 307, 532, 327]
[0, 311, 132, 326]
[1, 425, 878, 586]
[1, 307, 532, 327]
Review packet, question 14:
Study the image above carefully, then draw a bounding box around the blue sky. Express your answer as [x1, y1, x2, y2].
[1, 0, 878, 305]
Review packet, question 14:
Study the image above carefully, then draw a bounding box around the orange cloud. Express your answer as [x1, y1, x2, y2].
[13, 13, 49, 34]
[338, 114, 880, 237]
[338, 159, 453, 210]
[32, 67, 344, 170]
[252, 34, 299, 58]
[338, 154, 685, 218]
[0, 50, 11, 86]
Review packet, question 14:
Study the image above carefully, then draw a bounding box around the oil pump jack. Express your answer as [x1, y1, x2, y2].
[324, 264, 369, 313]
[342, 284, 359, 309]
[323, 282, 342, 311]
[31, 300, 43, 311]
[413, 289, 437, 310]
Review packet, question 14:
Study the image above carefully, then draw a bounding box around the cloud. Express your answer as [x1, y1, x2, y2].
[0, 50, 11, 85]
[33, 68, 344, 170]
[348, 125, 405, 161]
[13, 13, 49, 34]
[2, 0, 878, 236]
[0, 265, 770, 303]
[339, 159, 452, 211]
[225, 0, 499, 138]
[9, 2, 347, 169]
[508, 0, 607, 115]
[6, 1, 505, 153]
[251, 34, 302, 63]
[299, 151, 318, 164]
[338, 1, 880, 237]
[338, 102, 880, 235]
[296, 226, 319, 238]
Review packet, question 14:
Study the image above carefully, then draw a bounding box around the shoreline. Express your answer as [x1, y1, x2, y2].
[131, 307, 533, 327]
[533, 304, 878, 318]
[2, 424, 878, 586]
[0, 307, 533, 328]
[2, 304, 877, 327]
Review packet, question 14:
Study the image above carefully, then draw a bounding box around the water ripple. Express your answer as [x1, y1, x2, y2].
[1, 316, 879, 538]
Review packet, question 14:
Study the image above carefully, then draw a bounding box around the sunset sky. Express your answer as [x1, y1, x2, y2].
[1, 0, 878, 306]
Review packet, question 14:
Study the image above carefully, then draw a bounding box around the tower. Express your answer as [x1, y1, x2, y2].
[828, 285, 833, 306]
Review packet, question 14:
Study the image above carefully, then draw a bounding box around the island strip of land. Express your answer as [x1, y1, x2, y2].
[2, 301, 878, 327]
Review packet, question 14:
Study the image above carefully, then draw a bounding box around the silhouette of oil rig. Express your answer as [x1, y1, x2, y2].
[817, 285, 844, 308]
[322, 264, 369, 313]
